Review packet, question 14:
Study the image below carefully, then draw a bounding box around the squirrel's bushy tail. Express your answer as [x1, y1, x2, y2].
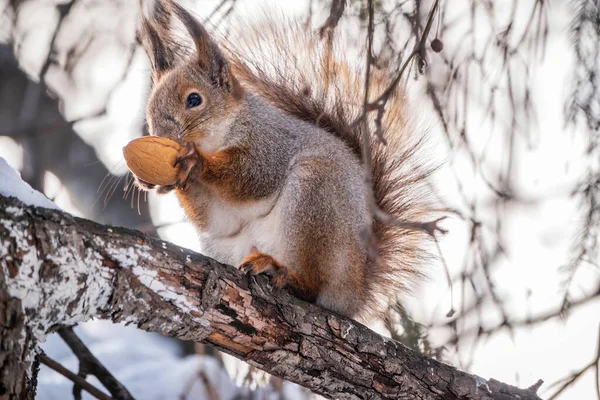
[225, 17, 439, 319]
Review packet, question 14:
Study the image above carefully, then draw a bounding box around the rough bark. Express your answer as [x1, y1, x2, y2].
[0, 193, 543, 400]
[0, 257, 38, 400]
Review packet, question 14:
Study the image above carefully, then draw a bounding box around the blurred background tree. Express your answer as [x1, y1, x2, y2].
[0, 0, 599, 399]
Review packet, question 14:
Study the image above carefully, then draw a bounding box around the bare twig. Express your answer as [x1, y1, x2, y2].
[547, 324, 600, 400]
[318, 0, 346, 37]
[352, 0, 440, 140]
[179, 368, 219, 400]
[440, 285, 600, 340]
[39, 353, 112, 400]
[359, 0, 377, 259]
[58, 327, 134, 400]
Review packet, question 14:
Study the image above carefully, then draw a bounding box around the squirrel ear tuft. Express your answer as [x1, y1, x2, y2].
[172, 3, 242, 96]
[139, 16, 176, 82]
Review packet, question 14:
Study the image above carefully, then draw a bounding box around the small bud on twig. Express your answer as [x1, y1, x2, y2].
[431, 38, 444, 52]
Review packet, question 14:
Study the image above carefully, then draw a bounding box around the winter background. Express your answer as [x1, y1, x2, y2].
[1, 0, 599, 399]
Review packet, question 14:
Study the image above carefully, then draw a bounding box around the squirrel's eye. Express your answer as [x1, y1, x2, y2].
[185, 93, 202, 109]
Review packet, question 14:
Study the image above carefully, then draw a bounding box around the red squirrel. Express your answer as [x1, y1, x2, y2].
[136, 1, 438, 323]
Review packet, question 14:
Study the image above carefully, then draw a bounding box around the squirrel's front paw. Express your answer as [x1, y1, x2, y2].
[239, 249, 289, 289]
[137, 142, 202, 194]
[173, 142, 202, 191]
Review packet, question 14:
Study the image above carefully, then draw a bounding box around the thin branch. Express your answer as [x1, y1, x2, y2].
[374, 0, 440, 104]
[352, 0, 440, 137]
[39, 354, 112, 400]
[359, 0, 377, 258]
[440, 285, 600, 341]
[318, 0, 346, 37]
[58, 327, 135, 400]
[38, 0, 76, 83]
[547, 323, 600, 400]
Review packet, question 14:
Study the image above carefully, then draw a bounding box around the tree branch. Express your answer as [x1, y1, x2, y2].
[57, 327, 134, 400]
[318, 0, 346, 37]
[0, 193, 543, 400]
[39, 354, 112, 400]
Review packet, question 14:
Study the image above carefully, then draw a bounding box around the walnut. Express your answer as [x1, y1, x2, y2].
[123, 137, 181, 186]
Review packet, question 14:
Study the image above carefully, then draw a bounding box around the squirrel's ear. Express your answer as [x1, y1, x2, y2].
[139, 16, 176, 82]
[172, 3, 242, 97]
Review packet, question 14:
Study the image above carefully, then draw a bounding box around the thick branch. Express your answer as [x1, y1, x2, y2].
[0, 193, 542, 400]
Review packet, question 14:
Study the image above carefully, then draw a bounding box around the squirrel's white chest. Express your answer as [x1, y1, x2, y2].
[197, 195, 285, 267]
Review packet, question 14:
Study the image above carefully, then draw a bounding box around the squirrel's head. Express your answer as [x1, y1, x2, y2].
[139, 2, 244, 150]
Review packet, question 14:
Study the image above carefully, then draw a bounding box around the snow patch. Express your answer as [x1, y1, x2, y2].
[341, 323, 353, 339]
[0, 157, 59, 210]
[132, 265, 199, 319]
[475, 375, 491, 393]
[102, 240, 154, 267]
[93, 240, 203, 325]
[6, 206, 24, 216]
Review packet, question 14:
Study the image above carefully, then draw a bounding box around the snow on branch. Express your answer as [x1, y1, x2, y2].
[0, 191, 543, 399]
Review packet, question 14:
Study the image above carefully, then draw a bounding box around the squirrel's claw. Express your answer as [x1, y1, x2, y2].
[174, 142, 202, 191]
[133, 142, 200, 194]
[134, 176, 156, 190]
[239, 250, 289, 289]
[157, 184, 176, 194]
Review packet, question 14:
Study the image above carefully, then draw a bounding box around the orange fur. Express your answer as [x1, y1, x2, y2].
[240, 249, 320, 303]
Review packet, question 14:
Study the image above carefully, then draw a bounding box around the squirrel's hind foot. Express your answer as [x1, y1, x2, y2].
[239, 249, 289, 288]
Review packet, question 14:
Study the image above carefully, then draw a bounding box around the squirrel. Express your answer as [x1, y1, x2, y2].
[135, 1, 439, 323]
